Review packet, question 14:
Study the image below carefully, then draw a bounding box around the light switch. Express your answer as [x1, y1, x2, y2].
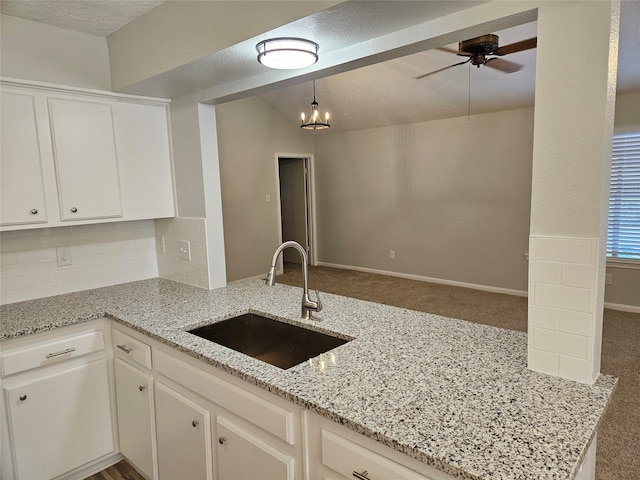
[178, 240, 191, 261]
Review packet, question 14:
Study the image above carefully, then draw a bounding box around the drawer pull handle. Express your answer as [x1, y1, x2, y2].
[19, 394, 27, 401]
[117, 344, 133, 354]
[45, 348, 75, 359]
[218, 436, 226, 445]
[353, 471, 370, 480]
[138, 385, 146, 392]
[192, 420, 199, 428]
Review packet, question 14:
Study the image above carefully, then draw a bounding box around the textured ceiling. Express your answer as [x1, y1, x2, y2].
[1, 0, 638, 133]
[0, 0, 164, 36]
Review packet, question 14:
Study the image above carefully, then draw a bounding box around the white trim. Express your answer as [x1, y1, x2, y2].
[316, 262, 528, 297]
[606, 259, 640, 270]
[604, 302, 640, 314]
[1, 76, 170, 105]
[274, 153, 317, 266]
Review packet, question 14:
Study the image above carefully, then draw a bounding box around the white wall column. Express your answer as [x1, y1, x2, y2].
[527, 1, 620, 384]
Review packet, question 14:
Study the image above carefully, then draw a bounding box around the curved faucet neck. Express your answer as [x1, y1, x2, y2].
[268, 240, 309, 290]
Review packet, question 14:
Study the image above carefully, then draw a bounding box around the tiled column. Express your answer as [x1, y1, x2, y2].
[528, 236, 601, 383]
[527, 1, 619, 385]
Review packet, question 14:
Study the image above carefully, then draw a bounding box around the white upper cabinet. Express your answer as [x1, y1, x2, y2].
[48, 97, 123, 221]
[0, 79, 175, 231]
[0, 91, 48, 226]
[112, 101, 174, 220]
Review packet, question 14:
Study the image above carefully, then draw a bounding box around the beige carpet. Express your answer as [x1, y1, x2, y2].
[278, 262, 640, 480]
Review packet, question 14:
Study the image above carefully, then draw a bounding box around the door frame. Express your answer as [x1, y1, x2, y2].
[274, 153, 317, 272]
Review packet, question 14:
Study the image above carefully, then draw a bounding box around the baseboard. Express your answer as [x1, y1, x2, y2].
[604, 302, 640, 314]
[317, 262, 640, 314]
[316, 262, 529, 297]
[57, 452, 123, 480]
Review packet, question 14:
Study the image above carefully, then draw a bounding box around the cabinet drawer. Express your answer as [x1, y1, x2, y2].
[322, 430, 429, 480]
[1, 330, 104, 376]
[113, 329, 152, 369]
[154, 349, 294, 444]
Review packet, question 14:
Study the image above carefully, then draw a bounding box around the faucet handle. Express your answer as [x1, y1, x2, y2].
[314, 290, 323, 313]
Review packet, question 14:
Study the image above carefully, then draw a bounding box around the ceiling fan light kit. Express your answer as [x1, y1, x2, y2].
[256, 37, 319, 69]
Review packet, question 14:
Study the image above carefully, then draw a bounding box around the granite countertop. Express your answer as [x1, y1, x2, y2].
[0, 278, 616, 480]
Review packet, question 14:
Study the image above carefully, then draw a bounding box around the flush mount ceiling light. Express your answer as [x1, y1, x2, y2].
[256, 37, 319, 70]
[300, 80, 330, 130]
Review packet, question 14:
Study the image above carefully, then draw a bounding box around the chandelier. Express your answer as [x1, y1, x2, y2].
[300, 81, 330, 130]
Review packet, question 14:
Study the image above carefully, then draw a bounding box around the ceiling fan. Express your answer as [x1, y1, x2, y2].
[416, 34, 537, 79]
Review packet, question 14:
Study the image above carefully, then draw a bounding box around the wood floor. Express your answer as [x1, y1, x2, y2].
[86, 460, 144, 480]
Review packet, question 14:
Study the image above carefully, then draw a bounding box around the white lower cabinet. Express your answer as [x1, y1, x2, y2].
[217, 415, 295, 480]
[304, 411, 456, 480]
[114, 358, 155, 480]
[0, 319, 116, 480]
[155, 382, 213, 480]
[112, 325, 450, 480]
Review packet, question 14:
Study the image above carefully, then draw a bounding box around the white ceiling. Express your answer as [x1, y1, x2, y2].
[2, 0, 638, 133]
[0, 0, 163, 36]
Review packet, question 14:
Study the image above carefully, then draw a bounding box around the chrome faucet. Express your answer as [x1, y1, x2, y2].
[266, 241, 322, 320]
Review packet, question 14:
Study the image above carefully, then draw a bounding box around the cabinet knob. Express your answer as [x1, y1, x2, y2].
[138, 385, 146, 392]
[30, 208, 38, 215]
[192, 420, 199, 428]
[19, 394, 27, 401]
[218, 436, 226, 445]
[70, 207, 78, 213]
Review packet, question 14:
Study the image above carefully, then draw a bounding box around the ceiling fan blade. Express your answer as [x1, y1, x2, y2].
[436, 46, 471, 57]
[494, 37, 537, 56]
[485, 57, 523, 74]
[415, 59, 470, 79]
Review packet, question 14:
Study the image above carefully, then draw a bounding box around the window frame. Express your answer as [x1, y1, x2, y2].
[606, 128, 640, 269]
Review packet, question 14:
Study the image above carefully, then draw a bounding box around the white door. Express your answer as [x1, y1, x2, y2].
[48, 97, 122, 220]
[217, 415, 294, 480]
[155, 382, 213, 480]
[114, 358, 156, 479]
[3, 359, 114, 479]
[0, 91, 48, 226]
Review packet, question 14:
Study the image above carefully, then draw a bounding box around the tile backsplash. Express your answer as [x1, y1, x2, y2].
[155, 217, 210, 289]
[527, 235, 601, 384]
[0, 220, 158, 305]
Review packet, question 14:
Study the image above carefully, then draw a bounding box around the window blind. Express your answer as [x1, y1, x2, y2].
[607, 132, 640, 260]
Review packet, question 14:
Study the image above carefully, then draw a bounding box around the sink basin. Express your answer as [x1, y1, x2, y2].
[188, 313, 350, 369]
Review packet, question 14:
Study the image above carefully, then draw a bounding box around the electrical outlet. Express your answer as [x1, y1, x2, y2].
[157, 236, 166, 254]
[389, 250, 395, 259]
[56, 246, 72, 266]
[605, 273, 613, 285]
[178, 240, 191, 261]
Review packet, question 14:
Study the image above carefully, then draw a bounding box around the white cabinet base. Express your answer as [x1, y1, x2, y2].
[3, 358, 114, 479]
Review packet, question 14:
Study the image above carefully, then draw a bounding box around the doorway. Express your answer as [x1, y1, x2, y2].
[276, 155, 315, 269]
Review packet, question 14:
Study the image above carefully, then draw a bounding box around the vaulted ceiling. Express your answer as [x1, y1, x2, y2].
[2, 0, 638, 133]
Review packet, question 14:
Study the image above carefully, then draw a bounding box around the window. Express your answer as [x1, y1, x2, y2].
[607, 132, 640, 262]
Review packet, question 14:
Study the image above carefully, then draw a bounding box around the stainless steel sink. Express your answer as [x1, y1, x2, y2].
[187, 313, 350, 369]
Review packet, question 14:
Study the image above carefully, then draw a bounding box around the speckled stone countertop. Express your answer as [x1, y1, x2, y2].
[0, 278, 616, 480]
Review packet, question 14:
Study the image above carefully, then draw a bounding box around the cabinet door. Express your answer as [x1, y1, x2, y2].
[0, 91, 48, 226]
[115, 358, 156, 479]
[217, 416, 294, 480]
[155, 382, 213, 480]
[112, 102, 175, 220]
[48, 97, 122, 220]
[3, 358, 114, 479]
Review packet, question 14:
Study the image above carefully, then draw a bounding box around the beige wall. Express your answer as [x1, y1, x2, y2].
[215, 96, 314, 281]
[314, 108, 534, 292]
[0, 14, 111, 90]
